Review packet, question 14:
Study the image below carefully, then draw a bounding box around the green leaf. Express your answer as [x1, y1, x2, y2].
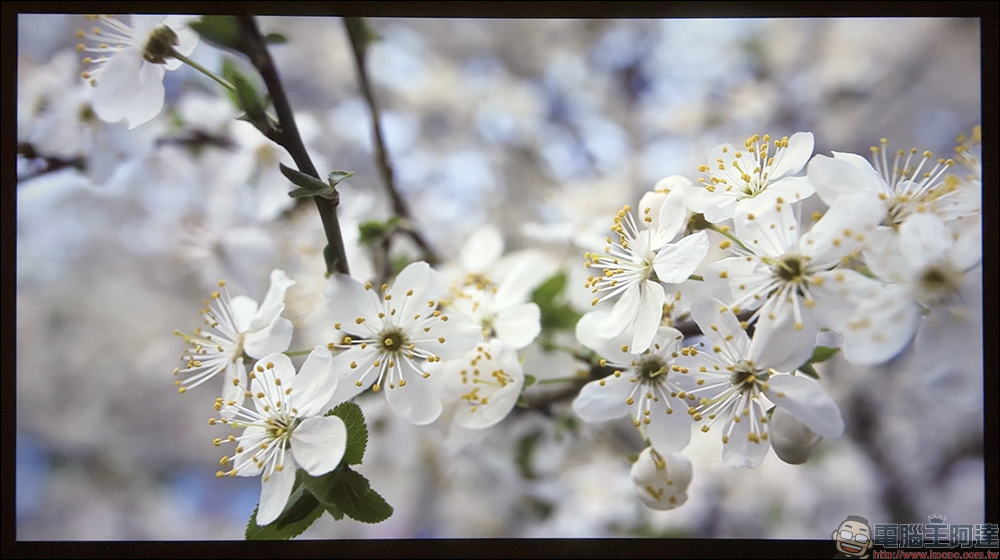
[328, 170, 354, 187]
[220, 58, 243, 108]
[189, 16, 243, 53]
[808, 346, 840, 364]
[523, 374, 537, 388]
[798, 363, 820, 379]
[358, 220, 389, 244]
[303, 467, 393, 524]
[515, 431, 542, 480]
[264, 32, 288, 44]
[530, 272, 582, 332]
[328, 402, 368, 466]
[531, 272, 567, 306]
[626, 453, 640, 464]
[281, 163, 333, 197]
[245, 473, 324, 540]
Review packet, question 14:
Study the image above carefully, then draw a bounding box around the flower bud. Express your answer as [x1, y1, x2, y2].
[630, 447, 693, 511]
[770, 407, 823, 465]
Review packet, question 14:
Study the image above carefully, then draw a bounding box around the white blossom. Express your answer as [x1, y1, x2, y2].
[572, 312, 693, 454]
[674, 297, 844, 468]
[630, 448, 693, 510]
[685, 132, 815, 223]
[214, 349, 346, 526]
[173, 270, 295, 412]
[323, 262, 482, 424]
[438, 340, 525, 430]
[77, 14, 199, 128]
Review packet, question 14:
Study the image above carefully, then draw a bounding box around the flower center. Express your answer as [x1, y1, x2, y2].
[731, 366, 768, 392]
[265, 416, 300, 447]
[379, 328, 407, 353]
[773, 255, 804, 282]
[480, 315, 496, 338]
[918, 262, 962, 302]
[638, 356, 668, 381]
[78, 103, 97, 123]
[143, 25, 179, 64]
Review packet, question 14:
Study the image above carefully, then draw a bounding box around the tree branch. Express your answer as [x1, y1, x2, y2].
[343, 17, 440, 266]
[237, 15, 351, 276]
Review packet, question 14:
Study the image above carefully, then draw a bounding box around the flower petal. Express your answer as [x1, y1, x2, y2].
[425, 314, 483, 360]
[721, 414, 770, 469]
[688, 296, 749, 363]
[92, 50, 143, 124]
[806, 153, 884, 207]
[126, 61, 166, 129]
[601, 282, 641, 339]
[220, 357, 247, 419]
[644, 399, 693, 454]
[747, 302, 818, 372]
[809, 269, 882, 329]
[575, 310, 633, 364]
[389, 261, 434, 315]
[630, 280, 665, 353]
[243, 315, 294, 358]
[454, 342, 524, 430]
[765, 374, 844, 439]
[837, 286, 920, 366]
[655, 186, 689, 242]
[229, 295, 260, 333]
[290, 416, 347, 476]
[652, 231, 710, 284]
[460, 225, 504, 274]
[385, 365, 443, 425]
[493, 302, 541, 349]
[256, 455, 295, 526]
[769, 131, 814, 179]
[324, 346, 377, 407]
[324, 273, 381, 327]
[289, 346, 339, 417]
[572, 373, 634, 422]
[251, 269, 296, 330]
[801, 193, 884, 264]
[898, 213, 952, 270]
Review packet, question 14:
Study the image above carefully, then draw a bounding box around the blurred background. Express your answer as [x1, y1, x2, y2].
[16, 15, 982, 539]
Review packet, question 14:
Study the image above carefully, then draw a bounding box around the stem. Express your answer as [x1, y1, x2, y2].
[283, 349, 313, 357]
[343, 17, 440, 265]
[170, 50, 235, 91]
[707, 223, 750, 252]
[237, 16, 350, 276]
[537, 376, 588, 385]
[688, 274, 703, 282]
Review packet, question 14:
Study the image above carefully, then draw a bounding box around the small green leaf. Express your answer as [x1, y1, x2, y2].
[626, 453, 640, 464]
[358, 220, 389, 244]
[245, 473, 324, 540]
[327, 402, 368, 466]
[189, 16, 243, 53]
[264, 32, 288, 44]
[281, 163, 333, 196]
[523, 374, 537, 388]
[220, 58, 243, 108]
[328, 170, 354, 187]
[515, 431, 542, 480]
[808, 346, 840, 364]
[304, 467, 393, 524]
[531, 272, 567, 306]
[798, 363, 820, 379]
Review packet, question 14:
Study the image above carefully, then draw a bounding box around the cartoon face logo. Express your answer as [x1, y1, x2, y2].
[833, 515, 874, 558]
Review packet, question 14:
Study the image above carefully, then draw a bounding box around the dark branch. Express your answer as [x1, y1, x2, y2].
[237, 15, 351, 276]
[343, 17, 440, 266]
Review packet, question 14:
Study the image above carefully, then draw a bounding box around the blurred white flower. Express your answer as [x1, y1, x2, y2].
[705, 194, 883, 371]
[685, 132, 815, 223]
[584, 197, 709, 352]
[675, 297, 844, 469]
[630, 448, 693, 510]
[78, 14, 198, 128]
[573, 313, 692, 454]
[439, 340, 525, 430]
[836, 212, 981, 365]
[323, 262, 482, 424]
[808, 138, 976, 229]
[216, 349, 346, 526]
[174, 270, 295, 411]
